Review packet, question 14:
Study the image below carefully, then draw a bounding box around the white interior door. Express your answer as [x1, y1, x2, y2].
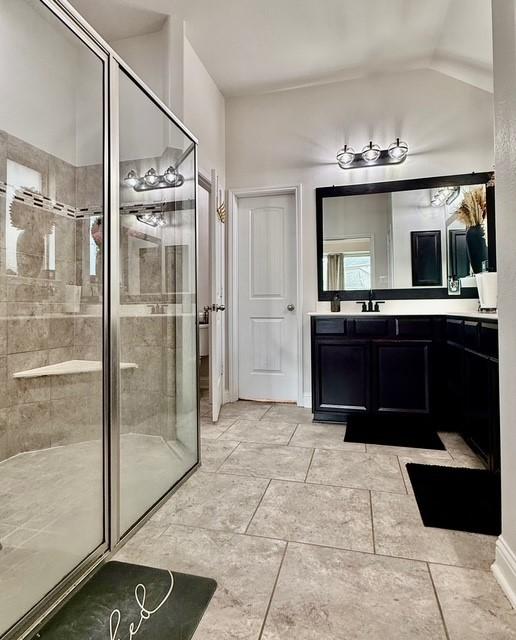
[238, 193, 297, 402]
[210, 171, 225, 421]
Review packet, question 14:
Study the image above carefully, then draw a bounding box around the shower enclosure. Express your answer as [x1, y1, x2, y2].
[0, 1, 199, 638]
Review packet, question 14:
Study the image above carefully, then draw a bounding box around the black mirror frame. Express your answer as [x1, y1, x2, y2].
[316, 171, 495, 301]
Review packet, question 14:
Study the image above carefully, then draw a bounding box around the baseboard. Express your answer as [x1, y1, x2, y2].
[492, 536, 516, 608]
[302, 393, 312, 409]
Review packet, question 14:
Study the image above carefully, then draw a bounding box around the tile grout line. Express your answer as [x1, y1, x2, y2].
[286, 422, 300, 445]
[244, 478, 272, 534]
[396, 455, 410, 495]
[257, 541, 289, 640]
[369, 490, 376, 554]
[131, 518, 492, 573]
[426, 562, 451, 640]
[212, 440, 242, 473]
[303, 448, 316, 483]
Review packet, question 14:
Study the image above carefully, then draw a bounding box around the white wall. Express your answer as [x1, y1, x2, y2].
[111, 27, 226, 184]
[112, 27, 168, 102]
[226, 68, 494, 401]
[390, 189, 447, 288]
[491, 0, 516, 608]
[0, 0, 81, 165]
[183, 36, 226, 185]
[323, 193, 391, 288]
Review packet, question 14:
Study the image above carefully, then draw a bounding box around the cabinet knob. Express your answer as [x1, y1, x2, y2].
[287, 304, 295, 311]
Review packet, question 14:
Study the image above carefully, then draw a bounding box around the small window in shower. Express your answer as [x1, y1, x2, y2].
[5, 159, 42, 275]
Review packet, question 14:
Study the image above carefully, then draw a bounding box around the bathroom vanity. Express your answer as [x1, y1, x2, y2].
[310, 312, 500, 472]
[312, 171, 500, 472]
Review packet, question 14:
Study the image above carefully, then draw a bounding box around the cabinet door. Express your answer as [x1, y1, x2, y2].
[462, 349, 490, 462]
[313, 340, 370, 413]
[373, 342, 431, 414]
[443, 342, 464, 430]
[411, 230, 442, 286]
[489, 360, 500, 473]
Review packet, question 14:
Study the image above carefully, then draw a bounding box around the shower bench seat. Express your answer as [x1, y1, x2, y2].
[13, 360, 138, 379]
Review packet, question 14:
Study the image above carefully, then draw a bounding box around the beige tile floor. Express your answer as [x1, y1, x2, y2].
[115, 401, 516, 640]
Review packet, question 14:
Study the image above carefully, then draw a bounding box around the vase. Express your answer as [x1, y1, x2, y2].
[466, 224, 488, 274]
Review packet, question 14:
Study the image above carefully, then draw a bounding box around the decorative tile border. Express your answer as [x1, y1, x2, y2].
[1, 180, 195, 221]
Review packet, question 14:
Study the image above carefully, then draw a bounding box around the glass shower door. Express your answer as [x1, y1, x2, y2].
[0, 0, 107, 635]
[118, 69, 198, 534]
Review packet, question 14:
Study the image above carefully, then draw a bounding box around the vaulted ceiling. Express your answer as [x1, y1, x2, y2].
[70, 0, 493, 96]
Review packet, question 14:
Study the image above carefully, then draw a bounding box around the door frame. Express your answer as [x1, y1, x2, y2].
[227, 185, 303, 406]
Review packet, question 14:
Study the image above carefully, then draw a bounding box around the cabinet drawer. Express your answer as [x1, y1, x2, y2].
[480, 322, 498, 359]
[464, 320, 480, 351]
[314, 318, 347, 335]
[352, 318, 389, 337]
[395, 318, 433, 338]
[446, 318, 464, 344]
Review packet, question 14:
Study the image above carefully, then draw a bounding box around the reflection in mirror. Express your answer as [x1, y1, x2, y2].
[321, 182, 489, 294]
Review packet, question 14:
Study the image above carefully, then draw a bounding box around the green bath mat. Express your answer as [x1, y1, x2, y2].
[36, 561, 216, 640]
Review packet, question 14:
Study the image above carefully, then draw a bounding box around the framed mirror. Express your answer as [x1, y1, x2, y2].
[316, 172, 495, 300]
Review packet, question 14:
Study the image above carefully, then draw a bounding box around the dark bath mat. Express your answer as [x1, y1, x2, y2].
[344, 415, 445, 450]
[37, 561, 216, 640]
[406, 463, 501, 535]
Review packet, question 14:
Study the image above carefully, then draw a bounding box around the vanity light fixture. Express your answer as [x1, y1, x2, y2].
[336, 145, 356, 168]
[361, 141, 381, 163]
[336, 138, 409, 170]
[123, 166, 185, 192]
[387, 138, 409, 161]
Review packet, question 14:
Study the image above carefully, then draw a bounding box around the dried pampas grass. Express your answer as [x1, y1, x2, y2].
[455, 186, 486, 228]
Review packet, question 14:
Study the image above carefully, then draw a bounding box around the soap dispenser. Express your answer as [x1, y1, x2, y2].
[331, 293, 341, 313]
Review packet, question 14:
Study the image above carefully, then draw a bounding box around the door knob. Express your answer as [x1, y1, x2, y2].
[287, 304, 295, 311]
[212, 304, 225, 312]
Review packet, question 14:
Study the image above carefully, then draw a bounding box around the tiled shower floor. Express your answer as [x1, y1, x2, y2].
[115, 401, 516, 640]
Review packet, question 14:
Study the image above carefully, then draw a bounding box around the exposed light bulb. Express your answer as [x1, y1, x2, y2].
[387, 138, 409, 161]
[144, 168, 158, 186]
[163, 166, 178, 185]
[336, 145, 356, 168]
[124, 170, 139, 188]
[361, 141, 381, 163]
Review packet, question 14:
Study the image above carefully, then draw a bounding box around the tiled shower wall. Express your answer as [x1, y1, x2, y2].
[0, 131, 178, 462]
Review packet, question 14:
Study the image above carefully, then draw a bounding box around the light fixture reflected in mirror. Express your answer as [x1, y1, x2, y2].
[336, 145, 356, 168]
[361, 141, 381, 163]
[123, 167, 185, 192]
[388, 138, 409, 161]
[144, 168, 159, 186]
[431, 186, 461, 207]
[136, 212, 166, 227]
[125, 170, 138, 188]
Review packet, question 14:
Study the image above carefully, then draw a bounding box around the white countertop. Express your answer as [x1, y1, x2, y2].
[308, 310, 498, 320]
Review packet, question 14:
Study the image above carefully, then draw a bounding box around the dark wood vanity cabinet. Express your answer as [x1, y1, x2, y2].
[443, 318, 500, 472]
[311, 314, 500, 472]
[313, 340, 370, 414]
[373, 342, 431, 414]
[311, 316, 437, 423]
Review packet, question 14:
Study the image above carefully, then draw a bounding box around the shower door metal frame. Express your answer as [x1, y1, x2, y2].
[2, 1, 200, 639]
